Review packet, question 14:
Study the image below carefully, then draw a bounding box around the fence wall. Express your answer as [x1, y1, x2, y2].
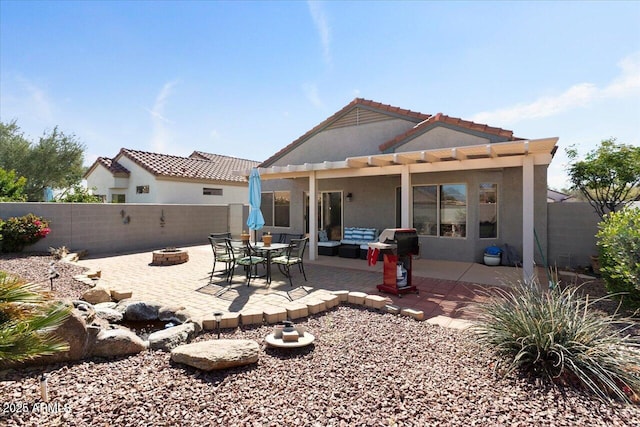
[2, 201, 602, 268]
[0, 203, 234, 255]
[547, 202, 600, 269]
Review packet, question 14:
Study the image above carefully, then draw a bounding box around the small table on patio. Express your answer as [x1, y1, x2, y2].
[253, 242, 289, 284]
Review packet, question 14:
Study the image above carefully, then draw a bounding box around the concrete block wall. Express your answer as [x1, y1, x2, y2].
[547, 202, 600, 269]
[0, 203, 230, 255]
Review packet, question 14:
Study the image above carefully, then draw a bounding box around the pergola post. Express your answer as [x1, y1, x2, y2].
[308, 171, 317, 260]
[522, 156, 535, 282]
[401, 166, 410, 228]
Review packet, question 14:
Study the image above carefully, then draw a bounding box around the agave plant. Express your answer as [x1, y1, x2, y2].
[0, 271, 70, 365]
[471, 278, 640, 403]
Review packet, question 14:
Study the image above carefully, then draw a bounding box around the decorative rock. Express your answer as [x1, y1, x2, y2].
[365, 295, 388, 310]
[347, 291, 367, 305]
[91, 328, 148, 357]
[31, 309, 91, 365]
[94, 302, 117, 310]
[158, 305, 187, 322]
[148, 323, 196, 351]
[119, 301, 162, 321]
[94, 307, 124, 323]
[171, 339, 259, 371]
[263, 306, 287, 324]
[82, 286, 112, 304]
[111, 290, 133, 301]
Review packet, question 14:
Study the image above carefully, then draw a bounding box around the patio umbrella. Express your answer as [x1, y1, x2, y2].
[246, 168, 265, 241]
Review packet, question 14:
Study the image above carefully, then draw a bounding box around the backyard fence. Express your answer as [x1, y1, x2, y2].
[0, 203, 246, 255]
[1, 201, 599, 269]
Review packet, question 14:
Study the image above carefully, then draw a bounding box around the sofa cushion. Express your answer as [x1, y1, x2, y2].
[341, 227, 378, 245]
[318, 230, 329, 242]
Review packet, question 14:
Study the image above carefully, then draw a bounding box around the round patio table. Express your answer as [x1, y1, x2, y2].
[264, 332, 315, 348]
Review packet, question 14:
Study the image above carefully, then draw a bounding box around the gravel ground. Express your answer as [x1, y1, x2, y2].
[1, 254, 639, 426]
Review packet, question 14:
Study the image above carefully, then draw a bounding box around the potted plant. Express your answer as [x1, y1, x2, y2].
[262, 232, 272, 247]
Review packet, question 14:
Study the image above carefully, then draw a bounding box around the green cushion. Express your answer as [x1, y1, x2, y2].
[272, 256, 301, 265]
[237, 256, 265, 265]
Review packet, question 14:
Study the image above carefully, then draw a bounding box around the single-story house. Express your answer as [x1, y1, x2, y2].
[84, 148, 260, 204]
[244, 98, 558, 280]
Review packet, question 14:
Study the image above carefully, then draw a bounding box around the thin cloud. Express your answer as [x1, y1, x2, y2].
[11, 76, 55, 124]
[308, 1, 331, 66]
[472, 52, 640, 125]
[148, 81, 178, 152]
[303, 83, 323, 108]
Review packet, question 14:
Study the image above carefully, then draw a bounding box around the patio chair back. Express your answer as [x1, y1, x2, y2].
[208, 236, 236, 282]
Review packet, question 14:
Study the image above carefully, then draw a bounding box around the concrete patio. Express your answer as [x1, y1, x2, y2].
[77, 244, 549, 330]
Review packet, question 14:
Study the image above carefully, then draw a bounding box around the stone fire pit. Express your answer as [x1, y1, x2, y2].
[152, 248, 189, 266]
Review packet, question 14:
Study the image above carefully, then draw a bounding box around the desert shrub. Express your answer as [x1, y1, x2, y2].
[0, 213, 51, 253]
[596, 207, 640, 308]
[471, 279, 640, 403]
[0, 271, 70, 365]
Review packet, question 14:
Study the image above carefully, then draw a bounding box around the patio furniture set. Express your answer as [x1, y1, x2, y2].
[317, 226, 383, 260]
[208, 232, 308, 293]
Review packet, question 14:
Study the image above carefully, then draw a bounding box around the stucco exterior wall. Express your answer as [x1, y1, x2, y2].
[272, 119, 416, 166]
[0, 203, 230, 255]
[86, 157, 249, 205]
[397, 126, 491, 152]
[262, 164, 549, 264]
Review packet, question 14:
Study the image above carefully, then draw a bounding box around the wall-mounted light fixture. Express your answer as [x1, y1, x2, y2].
[346, 193, 353, 202]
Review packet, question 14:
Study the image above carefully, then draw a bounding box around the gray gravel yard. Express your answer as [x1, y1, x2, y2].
[1, 254, 639, 426]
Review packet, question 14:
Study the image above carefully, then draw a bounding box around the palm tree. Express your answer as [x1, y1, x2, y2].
[0, 271, 70, 365]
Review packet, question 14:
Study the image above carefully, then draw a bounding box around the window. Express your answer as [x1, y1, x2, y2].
[261, 191, 290, 227]
[111, 194, 125, 203]
[412, 184, 467, 238]
[203, 187, 223, 196]
[479, 183, 498, 238]
[136, 185, 149, 194]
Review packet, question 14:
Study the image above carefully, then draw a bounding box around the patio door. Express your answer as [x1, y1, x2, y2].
[305, 191, 343, 240]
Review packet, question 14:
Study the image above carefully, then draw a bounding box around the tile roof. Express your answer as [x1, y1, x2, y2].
[378, 112, 522, 152]
[261, 98, 522, 166]
[96, 157, 130, 176]
[113, 149, 260, 183]
[260, 98, 430, 167]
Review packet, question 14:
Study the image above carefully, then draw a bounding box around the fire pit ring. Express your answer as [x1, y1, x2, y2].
[152, 248, 189, 266]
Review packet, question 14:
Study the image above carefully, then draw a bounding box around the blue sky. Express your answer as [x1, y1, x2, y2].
[1, 1, 639, 190]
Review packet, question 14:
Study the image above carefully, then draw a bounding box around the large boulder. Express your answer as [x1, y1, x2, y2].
[94, 307, 124, 323]
[148, 323, 196, 352]
[82, 287, 112, 304]
[19, 308, 92, 366]
[171, 339, 259, 371]
[91, 328, 148, 357]
[158, 305, 187, 322]
[117, 300, 162, 321]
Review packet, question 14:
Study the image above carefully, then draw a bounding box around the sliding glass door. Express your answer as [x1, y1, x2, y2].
[305, 191, 343, 240]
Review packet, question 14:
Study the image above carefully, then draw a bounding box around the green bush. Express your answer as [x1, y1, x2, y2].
[596, 207, 640, 308]
[471, 279, 640, 403]
[0, 271, 70, 365]
[0, 214, 51, 253]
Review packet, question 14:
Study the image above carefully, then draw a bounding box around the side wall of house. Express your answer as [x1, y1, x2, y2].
[153, 180, 249, 204]
[272, 119, 417, 165]
[0, 203, 230, 255]
[261, 164, 549, 264]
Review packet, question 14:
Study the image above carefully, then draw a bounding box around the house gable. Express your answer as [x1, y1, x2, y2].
[261, 98, 430, 167]
[379, 113, 521, 153]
